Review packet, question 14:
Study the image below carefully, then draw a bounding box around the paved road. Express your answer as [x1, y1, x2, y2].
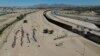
[0, 11, 100, 56]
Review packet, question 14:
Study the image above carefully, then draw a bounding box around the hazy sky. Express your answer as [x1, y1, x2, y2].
[0, 0, 100, 6]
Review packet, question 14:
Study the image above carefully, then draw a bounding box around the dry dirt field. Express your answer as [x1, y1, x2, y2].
[0, 10, 100, 56]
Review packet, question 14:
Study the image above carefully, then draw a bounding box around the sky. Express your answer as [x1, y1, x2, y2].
[0, 0, 100, 6]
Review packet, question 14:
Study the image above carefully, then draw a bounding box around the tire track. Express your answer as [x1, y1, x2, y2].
[11, 30, 20, 48]
[20, 27, 24, 46]
[26, 33, 30, 43]
[15, 30, 20, 35]
[12, 36, 17, 48]
[32, 28, 37, 42]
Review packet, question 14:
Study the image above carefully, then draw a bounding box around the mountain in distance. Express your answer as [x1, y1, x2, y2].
[28, 4, 75, 9]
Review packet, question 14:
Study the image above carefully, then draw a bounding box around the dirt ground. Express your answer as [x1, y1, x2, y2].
[0, 11, 100, 56]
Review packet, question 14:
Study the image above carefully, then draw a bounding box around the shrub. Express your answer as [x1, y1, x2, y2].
[43, 29, 49, 33]
[23, 20, 28, 23]
[49, 30, 54, 34]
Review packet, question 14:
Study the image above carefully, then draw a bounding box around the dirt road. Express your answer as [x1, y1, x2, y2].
[0, 11, 100, 56]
